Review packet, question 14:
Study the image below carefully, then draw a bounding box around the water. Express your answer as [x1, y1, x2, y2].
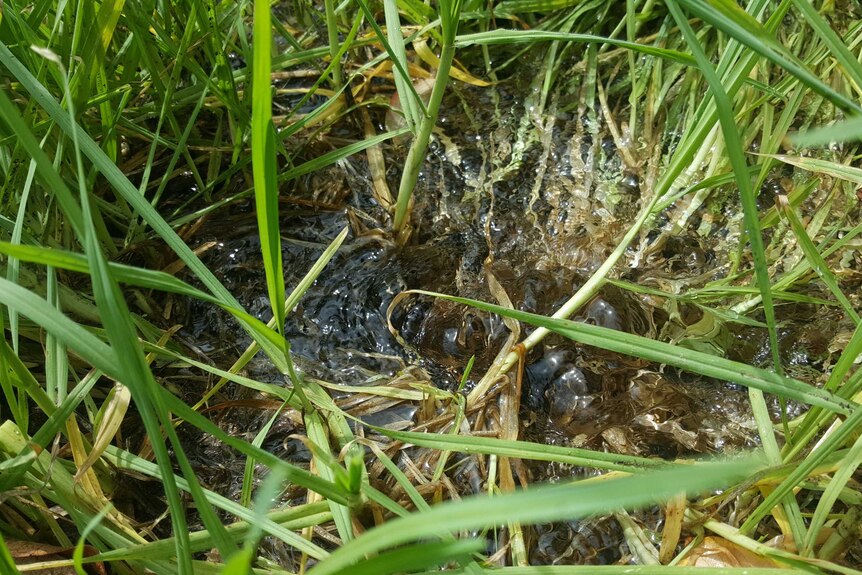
[168, 54, 855, 565]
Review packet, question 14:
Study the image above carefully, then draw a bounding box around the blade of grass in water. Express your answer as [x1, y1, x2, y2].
[759, 154, 862, 185]
[280, 16, 362, 129]
[224, 469, 288, 575]
[239, 405, 286, 509]
[279, 128, 410, 183]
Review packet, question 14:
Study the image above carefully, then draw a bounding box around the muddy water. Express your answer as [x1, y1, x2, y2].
[175, 55, 853, 565]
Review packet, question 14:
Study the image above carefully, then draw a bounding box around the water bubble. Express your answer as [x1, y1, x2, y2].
[619, 172, 639, 194]
[525, 349, 584, 410]
[583, 298, 622, 331]
[546, 366, 590, 418]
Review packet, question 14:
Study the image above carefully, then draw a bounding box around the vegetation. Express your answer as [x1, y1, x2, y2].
[1, 0, 862, 573]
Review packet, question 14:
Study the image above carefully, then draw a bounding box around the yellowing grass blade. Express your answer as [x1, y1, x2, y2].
[73, 383, 131, 482]
[759, 153, 862, 185]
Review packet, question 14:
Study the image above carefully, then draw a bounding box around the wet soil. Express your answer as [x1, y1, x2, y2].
[167, 52, 859, 565]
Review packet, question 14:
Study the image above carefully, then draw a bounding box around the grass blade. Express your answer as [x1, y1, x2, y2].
[73, 382, 130, 482]
[789, 0, 862, 93]
[392, 0, 463, 237]
[354, 0, 427, 127]
[760, 153, 862, 185]
[678, 0, 861, 113]
[667, 0, 805, 542]
[413, 290, 856, 415]
[280, 128, 410, 183]
[777, 196, 859, 324]
[792, 116, 862, 146]
[252, 0, 286, 342]
[383, 0, 421, 131]
[803, 431, 862, 555]
[374, 427, 661, 473]
[331, 540, 483, 575]
[456, 30, 696, 65]
[308, 457, 763, 575]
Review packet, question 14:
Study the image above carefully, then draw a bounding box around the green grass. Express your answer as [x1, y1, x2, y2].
[1, 0, 862, 573]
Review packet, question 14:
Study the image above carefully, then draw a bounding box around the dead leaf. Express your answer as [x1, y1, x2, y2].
[659, 493, 686, 564]
[679, 536, 780, 568]
[75, 382, 131, 481]
[6, 539, 106, 575]
[413, 40, 492, 86]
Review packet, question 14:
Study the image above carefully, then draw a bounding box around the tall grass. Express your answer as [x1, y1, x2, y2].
[0, 0, 861, 573]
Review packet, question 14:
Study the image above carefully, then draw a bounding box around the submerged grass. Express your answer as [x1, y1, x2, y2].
[1, 0, 862, 573]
